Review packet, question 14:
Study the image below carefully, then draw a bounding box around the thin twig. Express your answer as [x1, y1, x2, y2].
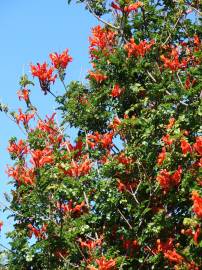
[75, 242, 88, 263]
[0, 201, 26, 218]
[83, 191, 90, 209]
[147, 71, 157, 82]
[166, 90, 188, 106]
[176, 71, 184, 89]
[113, 144, 120, 152]
[162, 11, 183, 46]
[0, 243, 14, 254]
[119, 256, 126, 270]
[5, 113, 27, 136]
[128, 181, 141, 204]
[185, 4, 202, 16]
[117, 209, 132, 229]
[86, 1, 119, 30]
[48, 89, 58, 99]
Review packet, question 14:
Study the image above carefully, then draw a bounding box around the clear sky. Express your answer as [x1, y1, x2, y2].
[0, 0, 98, 248]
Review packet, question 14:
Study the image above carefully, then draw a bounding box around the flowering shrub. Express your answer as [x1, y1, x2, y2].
[1, 0, 202, 269]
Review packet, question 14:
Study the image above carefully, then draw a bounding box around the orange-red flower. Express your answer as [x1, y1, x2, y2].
[90, 256, 116, 270]
[153, 238, 174, 254]
[109, 116, 121, 131]
[49, 49, 72, 69]
[161, 47, 188, 72]
[6, 165, 36, 185]
[193, 227, 201, 244]
[30, 62, 57, 94]
[164, 249, 183, 264]
[192, 191, 202, 218]
[187, 261, 199, 270]
[89, 71, 107, 83]
[89, 26, 116, 59]
[185, 74, 196, 90]
[181, 227, 201, 245]
[181, 139, 192, 155]
[37, 113, 57, 133]
[62, 156, 92, 177]
[28, 224, 47, 239]
[117, 179, 137, 192]
[171, 165, 182, 186]
[156, 169, 171, 191]
[124, 2, 143, 13]
[193, 35, 201, 52]
[157, 147, 166, 165]
[57, 200, 86, 217]
[111, 1, 143, 14]
[193, 136, 202, 156]
[16, 108, 34, 126]
[30, 147, 54, 168]
[110, 84, 124, 98]
[124, 38, 154, 58]
[20, 168, 35, 185]
[121, 236, 139, 251]
[166, 118, 175, 129]
[117, 152, 132, 165]
[8, 139, 28, 157]
[17, 89, 29, 102]
[79, 237, 102, 250]
[157, 166, 182, 191]
[0, 221, 3, 231]
[100, 133, 114, 149]
[31, 62, 56, 82]
[87, 132, 114, 149]
[162, 134, 173, 146]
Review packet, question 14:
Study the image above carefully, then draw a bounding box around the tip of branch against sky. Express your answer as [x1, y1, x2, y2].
[0, 0, 98, 248]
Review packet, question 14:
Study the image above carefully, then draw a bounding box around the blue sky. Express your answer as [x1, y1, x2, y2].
[0, 0, 98, 247]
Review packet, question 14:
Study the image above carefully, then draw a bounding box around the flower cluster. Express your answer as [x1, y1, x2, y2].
[110, 84, 124, 98]
[88, 257, 116, 270]
[28, 224, 47, 239]
[8, 139, 28, 157]
[57, 200, 87, 217]
[16, 108, 34, 126]
[89, 71, 108, 83]
[111, 1, 143, 14]
[89, 25, 116, 59]
[156, 166, 182, 192]
[61, 156, 92, 177]
[124, 38, 155, 58]
[192, 191, 202, 219]
[31, 62, 57, 94]
[31, 49, 72, 93]
[49, 49, 72, 69]
[160, 47, 188, 72]
[7, 165, 35, 186]
[87, 132, 114, 149]
[30, 147, 54, 168]
[17, 89, 30, 102]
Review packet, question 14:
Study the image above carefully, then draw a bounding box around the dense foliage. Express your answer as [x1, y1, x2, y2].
[1, 0, 202, 269]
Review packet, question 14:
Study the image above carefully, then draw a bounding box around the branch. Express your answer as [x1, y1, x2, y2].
[176, 71, 184, 89]
[5, 112, 27, 136]
[47, 89, 58, 99]
[113, 144, 120, 153]
[147, 71, 157, 82]
[0, 243, 14, 254]
[75, 242, 88, 263]
[165, 90, 188, 107]
[86, 1, 119, 30]
[117, 209, 132, 229]
[83, 191, 90, 209]
[185, 3, 202, 16]
[162, 11, 184, 46]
